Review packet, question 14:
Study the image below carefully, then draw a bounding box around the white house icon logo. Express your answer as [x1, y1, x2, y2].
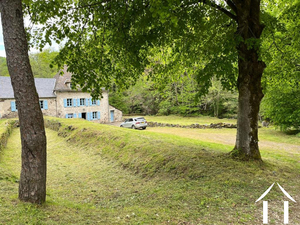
[256, 183, 296, 224]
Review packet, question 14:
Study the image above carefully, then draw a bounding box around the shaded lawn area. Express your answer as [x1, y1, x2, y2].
[145, 126, 300, 153]
[145, 126, 300, 174]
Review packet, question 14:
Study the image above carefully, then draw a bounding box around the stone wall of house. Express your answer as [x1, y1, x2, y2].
[0, 99, 18, 118]
[0, 90, 119, 124]
[41, 98, 57, 117]
[0, 98, 57, 119]
[109, 105, 123, 122]
[55, 90, 110, 123]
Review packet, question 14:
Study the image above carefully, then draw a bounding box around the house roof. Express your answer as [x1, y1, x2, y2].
[53, 65, 107, 93]
[0, 76, 56, 99]
[54, 65, 76, 91]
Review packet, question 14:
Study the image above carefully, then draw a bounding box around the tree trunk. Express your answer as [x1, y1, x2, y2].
[0, 0, 47, 203]
[231, 1, 265, 160]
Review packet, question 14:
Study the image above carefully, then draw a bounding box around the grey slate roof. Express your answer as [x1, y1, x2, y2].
[0, 76, 56, 99]
[54, 65, 106, 92]
[54, 65, 75, 91]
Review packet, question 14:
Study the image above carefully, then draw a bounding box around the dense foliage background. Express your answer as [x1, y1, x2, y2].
[0, 45, 298, 129]
[110, 75, 238, 118]
[1, 0, 299, 132]
[0, 49, 238, 118]
[0, 49, 58, 78]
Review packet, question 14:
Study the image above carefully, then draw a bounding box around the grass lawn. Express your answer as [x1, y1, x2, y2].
[0, 117, 299, 224]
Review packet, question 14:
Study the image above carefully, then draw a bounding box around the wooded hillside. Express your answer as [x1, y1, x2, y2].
[0, 49, 58, 78]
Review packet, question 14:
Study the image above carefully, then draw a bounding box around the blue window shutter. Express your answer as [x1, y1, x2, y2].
[77, 99, 80, 107]
[11, 101, 16, 112]
[63, 99, 67, 108]
[73, 99, 77, 107]
[65, 114, 68, 118]
[44, 100, 48, 110]
[86, 98, 89, 106]
[78, 113, 82, 118]
[97, 111, 100, 119]
[74, 113, 77, 118]
[97, 100, 100, 106]
[87, 112, 91, 121]
[89, 98, 92, 106]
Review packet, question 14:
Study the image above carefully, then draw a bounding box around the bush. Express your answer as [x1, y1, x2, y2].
[157, 101, 172, 115]
[261, 86, 300, 130]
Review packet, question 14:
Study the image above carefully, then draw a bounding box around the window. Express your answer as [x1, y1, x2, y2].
[80, 98, 85, 106]
[11, 101, 18, 112]
[10, 101, 18, 112]
[92, 111, 97, 120]
[39, 100, 48, 110]
[92, 99, 96, 105]
[67, 113, 73, 118]
[39, 100, 44, 109]
[67, 98, 72, 107]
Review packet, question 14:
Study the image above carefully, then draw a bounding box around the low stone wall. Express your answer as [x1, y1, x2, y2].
[44, 119, 62, 131]
[147, 121, 237, 129]
[0, 120, 17, 152]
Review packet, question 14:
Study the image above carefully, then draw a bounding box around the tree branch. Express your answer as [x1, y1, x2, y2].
[72, 1, 111, 10]
[224, 0, 237, 14]
[200, 0, 237, 21]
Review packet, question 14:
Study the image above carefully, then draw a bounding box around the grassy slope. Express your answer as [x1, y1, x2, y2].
[0, 117, 299, 224]
[0, 119, 7, 133]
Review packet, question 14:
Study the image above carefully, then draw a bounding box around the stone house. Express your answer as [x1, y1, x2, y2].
[0, 67, 122, 123]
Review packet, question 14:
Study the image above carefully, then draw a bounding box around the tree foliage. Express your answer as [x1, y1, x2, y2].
[262, 84, 300, 130]
[0, 57, 9, 76]
[29, 49, 59, 78]
[25, 0, 300, 160]
[25, 0, 239, 98]
[111, 74, 238, 118]
[0, 49, 59, 78]
[260, 0, 300, 129]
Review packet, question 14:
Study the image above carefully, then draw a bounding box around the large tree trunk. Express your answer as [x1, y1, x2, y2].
[231, 0, 265, 160]
[0, 0, 47, 203]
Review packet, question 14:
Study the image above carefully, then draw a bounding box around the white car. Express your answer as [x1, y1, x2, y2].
[120, 117, 148, 130]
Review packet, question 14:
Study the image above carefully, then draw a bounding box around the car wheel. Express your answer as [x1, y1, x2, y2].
[142, 127, 146, 130]
[120, 125, 123, 128]
[131, 125, 136, 129]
